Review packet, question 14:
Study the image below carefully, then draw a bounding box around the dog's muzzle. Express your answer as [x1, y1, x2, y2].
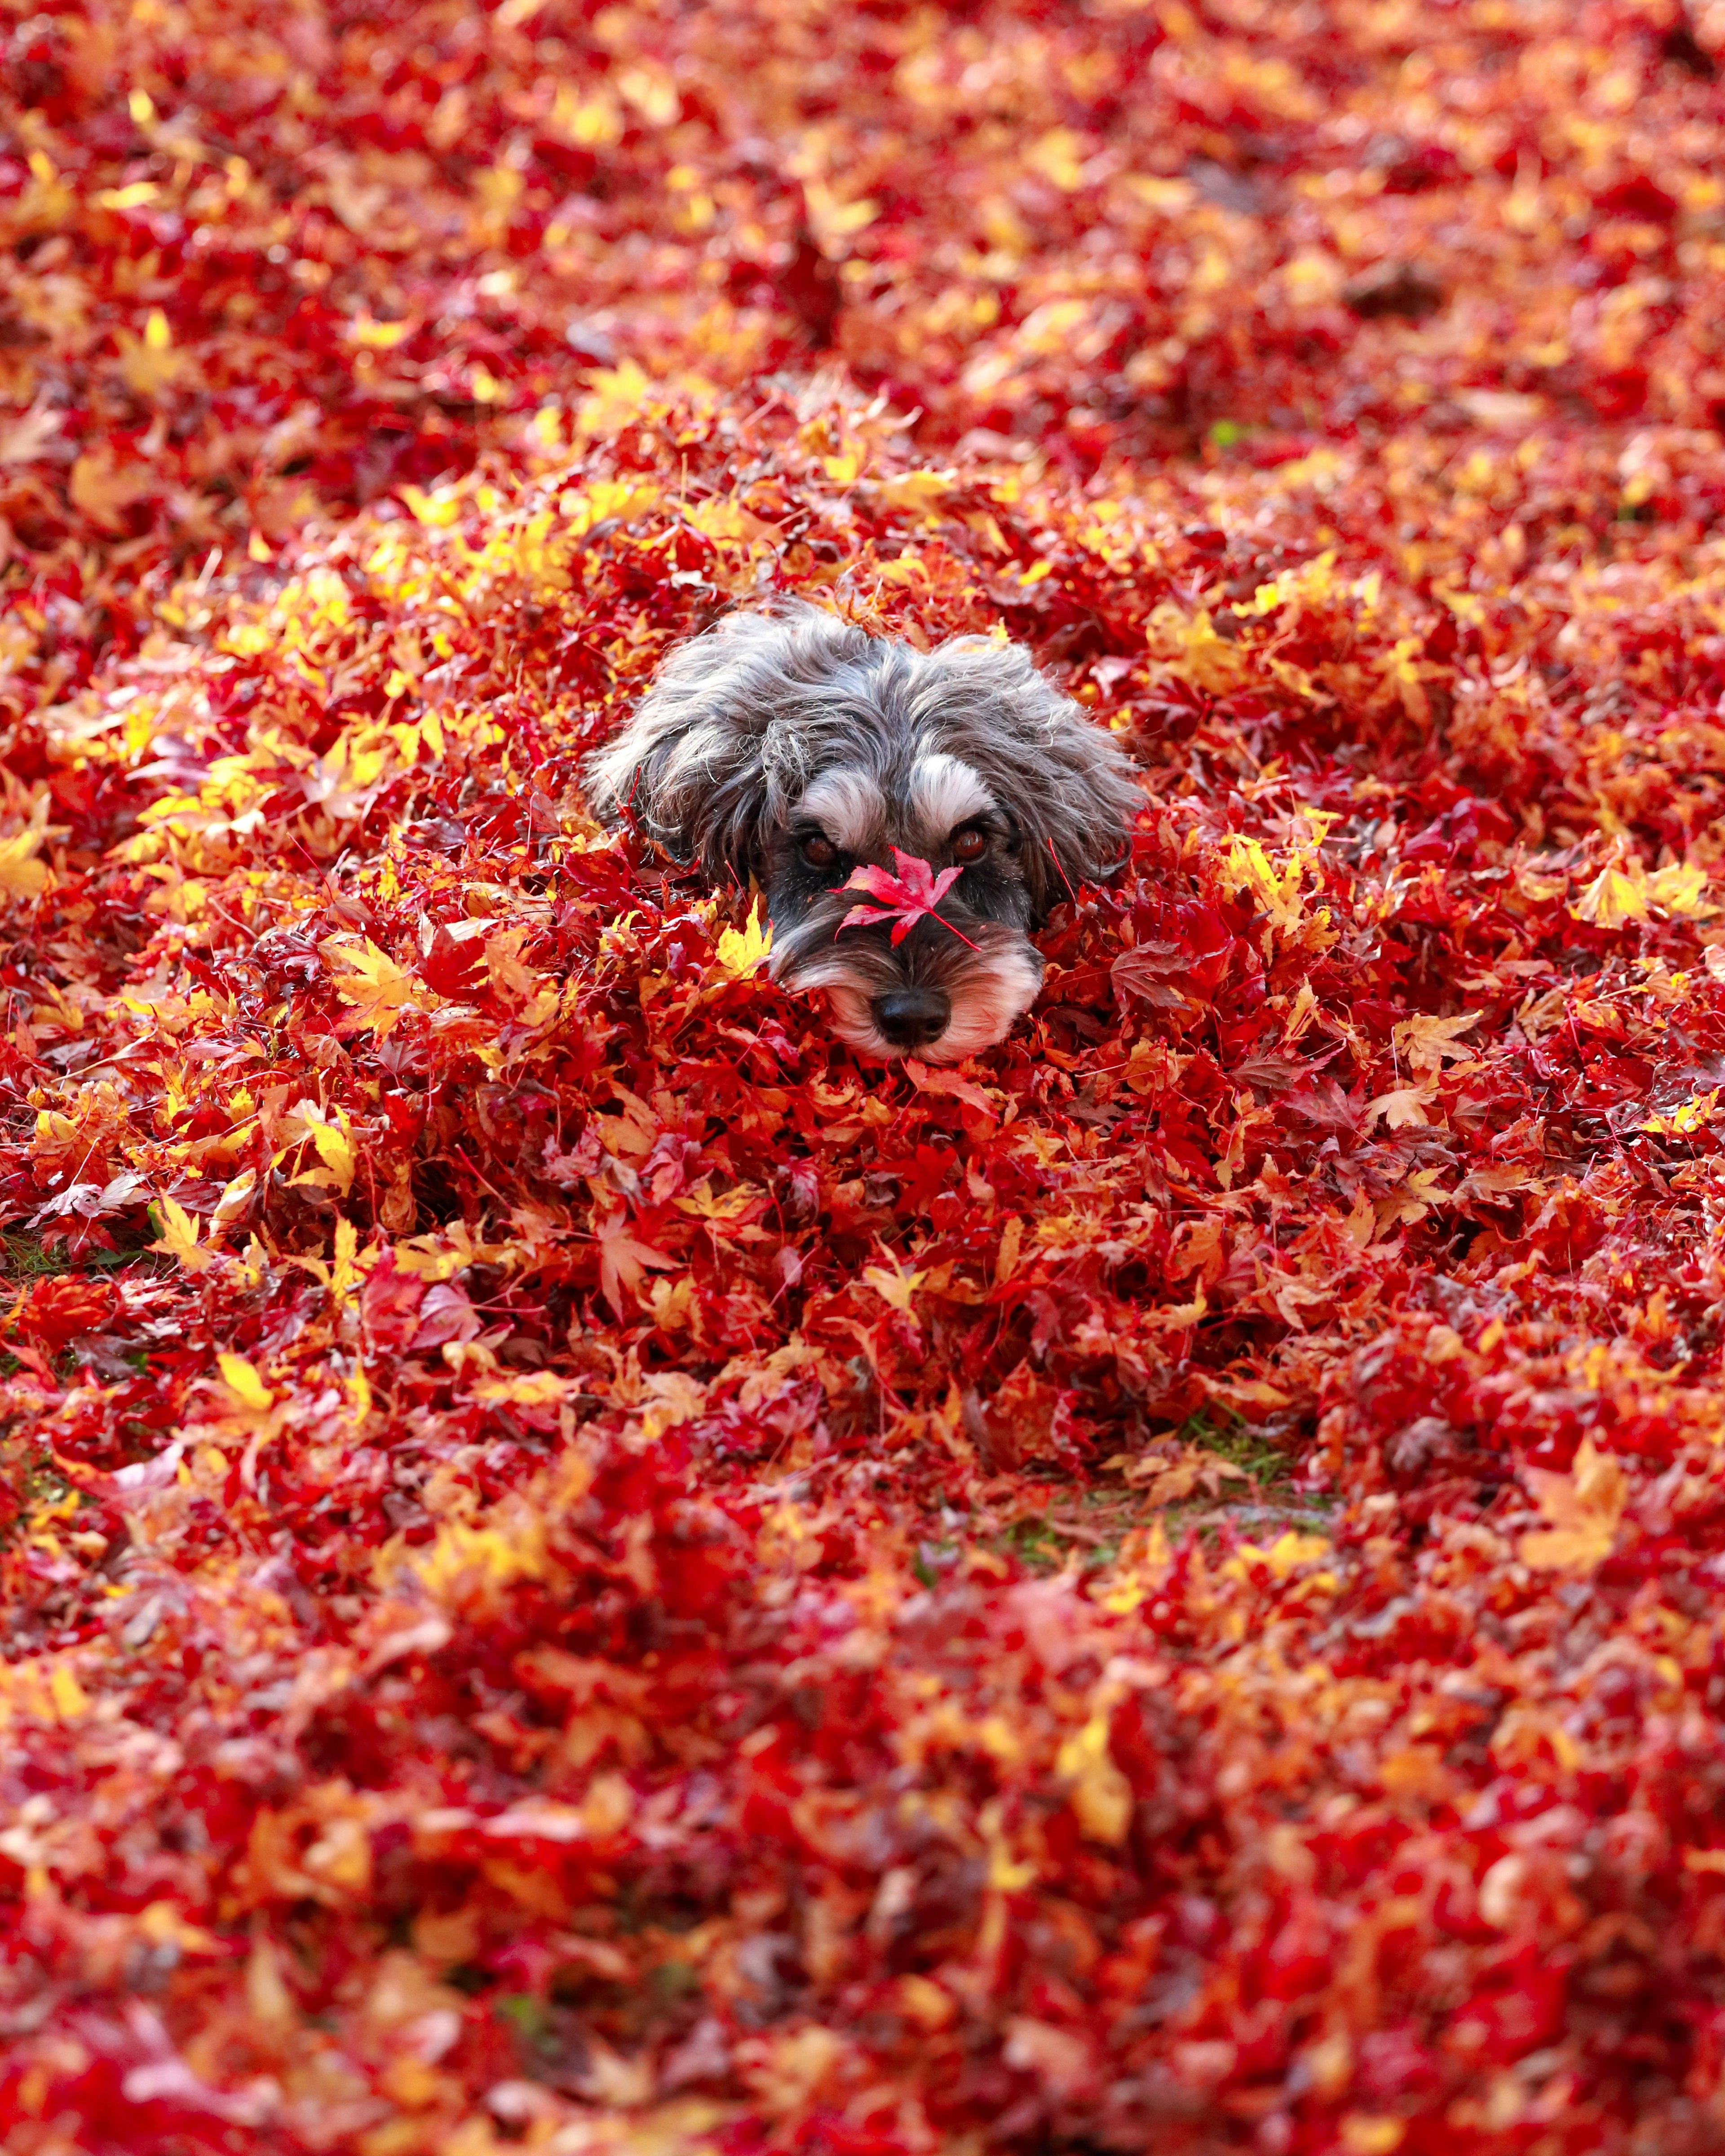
[871, 985, 951, 1051]
[769, 910, 1045, 1064]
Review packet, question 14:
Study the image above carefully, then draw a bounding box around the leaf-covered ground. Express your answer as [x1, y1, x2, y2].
[8, 3, 1725, 2151]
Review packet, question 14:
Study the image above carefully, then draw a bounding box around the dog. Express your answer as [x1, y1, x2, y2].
[584, 602, 1141, 1064]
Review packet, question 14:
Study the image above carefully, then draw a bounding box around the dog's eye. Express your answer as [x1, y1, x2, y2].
[951, 824, 989, 864]
[800, 834, 839, 871]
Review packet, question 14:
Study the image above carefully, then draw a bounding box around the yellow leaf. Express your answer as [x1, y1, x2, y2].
[49, 1665, 89, 1721]
[874, 470, 955, 516]
[209, 1165, 258, 1230]
[576, 358, 655, 437]
[614, 62, 679, 125]
[898, 1974, 954, 2031]
[217, 1352, 274, 1414]
[1240, 1531, 1331, 1582]
[1641, 1087, 1720, 1137]
[803, 177, 878, 245]
[348, 314, 416, 349]
[323, 937, 420, 1037]
[137, 1900, 221, 1955]
[1373, 1166, 1451, 1233]
[549, 84, 622, 150]
[1217, 834, 1308, 931]
[1025, 127, 1088, 191]
[1363, 1082, 1435, 1131]
[1392, 1010, 1480, 1074]
[282, 1104, 357, 1197]
[875, 554, 929, 587]
[1572, 862, 1649, 929]
[1280, 978, 1320, 1045]
[1646, 861, 1713, 917]
[863, 1260, 925, 1317]
[115, 309, 187, 400]
[69, 446, 151, 533]
[1056, 1711, 1133, 1844]
[715, 901, 773, 978]
[1148, 602, 1250, 694]
[472, 1370, 577, 1410]
[0, 822, 49, 897]
[150, 1195, 215, 1274]
[1340, 2120, 1406, 2156]
[306, 1118, 356, 1193]
[399, 482, 464, 528]
[245, 1936, 298, 2030]
[1519, 1436, 1627, 1573]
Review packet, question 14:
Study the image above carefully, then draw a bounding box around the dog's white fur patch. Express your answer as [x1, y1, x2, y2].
[933, 943, 1045, 1062]
[788, 940, 1043, 1064]
[798, 769, 885, 854]
[909, 751, 994, 839]
[782, 955, 894, 1057]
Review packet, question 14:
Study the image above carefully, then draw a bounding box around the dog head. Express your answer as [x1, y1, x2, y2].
[584, 602, 1141, 1062]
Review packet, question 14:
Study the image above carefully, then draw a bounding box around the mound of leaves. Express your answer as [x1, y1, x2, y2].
[8, 4, 1725, 2153]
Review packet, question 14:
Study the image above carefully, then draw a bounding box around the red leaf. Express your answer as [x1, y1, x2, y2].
[837, 848, 978, 949]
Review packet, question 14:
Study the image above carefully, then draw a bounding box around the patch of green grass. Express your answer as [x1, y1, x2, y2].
[1, 1231, 134, 1280]
[494, 1992, 551, 2041]
[1181, 1408, 1296, 1487]
[1004, 1516, 1075, 1571]
[650, 1959, 701, 2002]
[0, 1435, 77, 1548]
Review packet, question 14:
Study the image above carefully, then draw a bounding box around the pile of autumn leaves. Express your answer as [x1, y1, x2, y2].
[3, 392, 1725, 2156]
[12, 0, 1725, 2152]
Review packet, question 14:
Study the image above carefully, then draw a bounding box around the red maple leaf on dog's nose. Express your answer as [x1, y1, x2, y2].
[838, 849, 979, 949]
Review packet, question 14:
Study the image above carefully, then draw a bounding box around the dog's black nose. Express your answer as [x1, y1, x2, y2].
[872, 986, 951, 1051]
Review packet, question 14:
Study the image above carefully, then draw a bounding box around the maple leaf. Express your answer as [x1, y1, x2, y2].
[0, 808, 50, 897]
[68, 445, 151, 533]
[592, 1208, 677, 1317]
[838, 849, 978, 949]
[715, 899, 773, 976]
[1570, 850, 1714, 928]
[115, 308, 188, 400]
[1363, 1081, 1436, 1130]
[862, 1252, 927, 1316]
[0, 398, 62, 465]
[1519, 1438, 1628, 1573]
[1392, 1010, 1480, 1075]
[279, 1104, 358, 1197]
[1056, 1710, 1133, 1846]
[1571, 861, 1650, 929]
[1647, 862, 1713, 916]
[149, 1196, 215, 1273]
[1641, 1088, 1720, 1136]
[209, 1165, 258, 1231]
[322, 937, 420, 1037]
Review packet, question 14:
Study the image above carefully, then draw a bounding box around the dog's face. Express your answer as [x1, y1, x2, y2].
[761, 748, 1046, 1061]
[584, 604, 1141, 1063]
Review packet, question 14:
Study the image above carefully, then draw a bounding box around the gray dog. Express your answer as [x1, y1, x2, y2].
[584, 602, 1141, 1064]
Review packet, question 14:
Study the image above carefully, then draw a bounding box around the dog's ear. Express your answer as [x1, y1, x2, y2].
[1014, 708, 1143, 919]
[583, 602, 870, 882]
[922, 639, 1142, 919]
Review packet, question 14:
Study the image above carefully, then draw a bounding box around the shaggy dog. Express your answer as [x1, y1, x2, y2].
[584, 602, 1141, 1063]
